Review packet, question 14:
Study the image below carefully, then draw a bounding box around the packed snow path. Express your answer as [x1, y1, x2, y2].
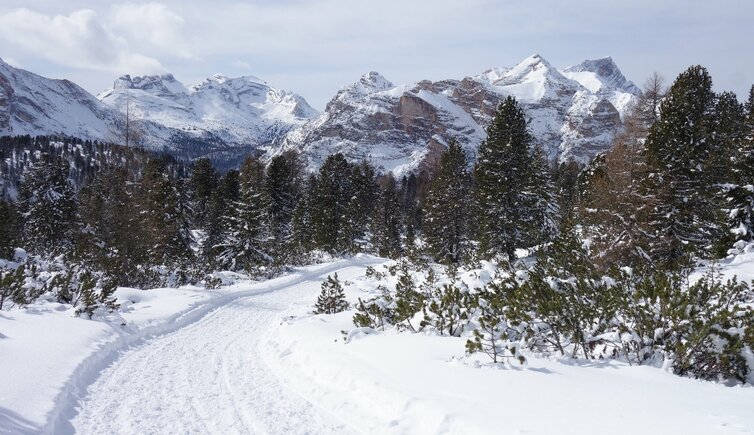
[67, 260, 379, 434]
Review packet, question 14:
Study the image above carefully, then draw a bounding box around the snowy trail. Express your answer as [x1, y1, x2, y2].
[65, 260, 379, 434]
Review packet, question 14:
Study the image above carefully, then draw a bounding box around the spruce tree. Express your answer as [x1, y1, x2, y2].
[0, 200, 18, 259]
[202, 170, 240, 270]
[372, 174, 403, 258]
[314, 273, 349, 314]
[138, 158, 192, 269]
[264, 151, 303, 259]
[474, 96, 554, 261]
[422, 140, 470, 264]
[291, 175, 318, 257]
[189, 158, 218, 228]
[224, 156, 270, 271]
[311, 154, 352, 253]
[643, 66, 722, 267]
[18, 154, 77, 256]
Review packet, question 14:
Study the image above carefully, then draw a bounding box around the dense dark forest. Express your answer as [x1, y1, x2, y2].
[1, 66, 753, 383]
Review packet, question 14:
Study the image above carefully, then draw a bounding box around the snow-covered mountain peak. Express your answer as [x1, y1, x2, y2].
[101, 74, 189, 100]
[563, 57, 640, 95]
[344, 71, 395, 96]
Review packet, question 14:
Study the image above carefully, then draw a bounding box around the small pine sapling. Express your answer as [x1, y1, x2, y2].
[314, 273, 349, 314]
[466, 282, 526, 365]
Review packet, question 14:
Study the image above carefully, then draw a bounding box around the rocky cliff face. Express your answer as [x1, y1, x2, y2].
[274, 54, 640, 175]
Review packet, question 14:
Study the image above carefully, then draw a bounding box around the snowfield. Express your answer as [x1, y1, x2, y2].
[1, 253, 753, 434]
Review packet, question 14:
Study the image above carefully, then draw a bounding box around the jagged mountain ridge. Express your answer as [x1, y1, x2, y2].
[0, 58, 318, 169]
[272, 54, 640, 175]
[97, 72, 318, 168]
[1, 55, 639, 174]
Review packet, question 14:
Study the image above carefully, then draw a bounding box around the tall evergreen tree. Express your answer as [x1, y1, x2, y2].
[643, 66, 729, 267]
[373, 174, 403, 258]
[474, 96, 555, 261]
[291, 174, 319, 256]
[224, 156, 270, 270]
[340, 161, 379, 253]
[0, 200, 18, 259]
[264, 151, 303, 258]
[422, 140, 470, 264]
[18, 155, 77, 256]
[189, 158, 218, 228]
[312, 153, 352, 253]
[202, 170, 240, 270]
[138, 158, 192, 267]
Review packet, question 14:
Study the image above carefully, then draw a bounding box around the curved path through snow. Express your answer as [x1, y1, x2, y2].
[67, 260, 378, 434]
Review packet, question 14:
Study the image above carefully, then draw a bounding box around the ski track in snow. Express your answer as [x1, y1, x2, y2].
[67, 261, 379, 434]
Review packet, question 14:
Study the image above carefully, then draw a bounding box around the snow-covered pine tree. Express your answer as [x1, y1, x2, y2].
[474, 96, 555, 261]
[264, 151, 303, 261]
[290, 174, 318, 257]
[0, 200, 18, 259]
[372, 173, 403, 259]
[188, 158, 218, 228]
[18, 154, 77, 257]
[311, 153, 352, 253]
[201, 169, 239, 271]
[223, 156, 271, 271]
[726, 86, 754, 245]
[339, 161, 379, 254]
[313, 273, 349, 314]
[643, 66, 725, 268]
[422, 140, 470, 264]
[138, 158, 193, 270]
[77, 165, 146, 285]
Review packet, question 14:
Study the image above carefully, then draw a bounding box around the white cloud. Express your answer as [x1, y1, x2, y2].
[0, 7, 165, 74]
[108, 2, 194, 59]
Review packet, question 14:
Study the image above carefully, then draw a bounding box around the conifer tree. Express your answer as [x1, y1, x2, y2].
[643, 66, 723, 267]
[264, 151, 303, 258]
[138, 158, 192, 268]
[18, 155, 77, 256]
[372, 174, 403, 258]
[314, 273, 349, 314]
[311, 154, 352, 253]
[0, 200, 18, 259]
[339, 161, 379, 253]
[224, 156, 270, 270]
[474, 96, 555, 261]
[202, 169, 240, 270]
[77, 165, 145, 284]
[291, 175, 318, 257]
[189, 158, 218, 228]
[422, 140, 470, 264]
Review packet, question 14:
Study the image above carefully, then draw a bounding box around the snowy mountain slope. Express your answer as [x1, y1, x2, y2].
[0, 58, 119, 141]
[98, 73, 318, 167]
[0, 58, 318, 169]
[274, 54, 640, 175]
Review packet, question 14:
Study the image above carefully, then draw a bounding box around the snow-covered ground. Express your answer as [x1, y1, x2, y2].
[267, 280, 754, 434]
[2, 252, 753, 434]
[0, 256, 382, 433]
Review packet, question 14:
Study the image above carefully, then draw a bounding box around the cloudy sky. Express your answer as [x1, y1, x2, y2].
[0, 0, 751, 109]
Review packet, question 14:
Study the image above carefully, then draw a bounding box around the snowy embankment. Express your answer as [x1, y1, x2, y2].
[0, 256, 381, 433]
[263, 251, 754, 435]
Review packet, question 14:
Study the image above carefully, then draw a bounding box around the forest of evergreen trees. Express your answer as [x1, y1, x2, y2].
[1, 65, 753, 383]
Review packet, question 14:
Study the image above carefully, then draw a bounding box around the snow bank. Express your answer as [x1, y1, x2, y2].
[263, 264, 754, 434]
